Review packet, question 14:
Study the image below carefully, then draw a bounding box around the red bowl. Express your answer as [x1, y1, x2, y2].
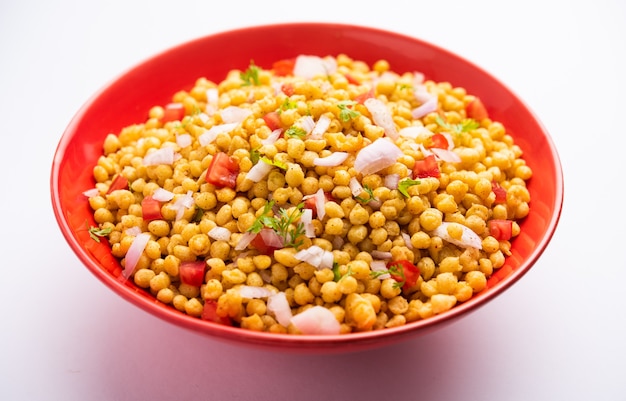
[50, 23, 563, 353]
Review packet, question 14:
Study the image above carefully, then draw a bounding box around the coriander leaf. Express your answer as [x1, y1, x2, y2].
[369, 264, 405, 289]
[280, 98, 298, 111]
[88, 225, 112, 243]
[250, 148, 261, 164]
[355, 185, 377, 203]
[337, 101, 361, 122]
[397, 178, 421, 197]
[260, 156, 287, 170]
[436, 115, 479, 134]
[240, 60, 260, 86]
[248, 200, 275, 234]
[284, 126, 306, 139]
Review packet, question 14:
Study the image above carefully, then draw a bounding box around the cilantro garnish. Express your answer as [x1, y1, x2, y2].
[397, 178, 421, 198]
[370, 263, 406, 289]
[240, 60, 260, 86]
[435, 115, 479, 133]
[280, 98, 298, 111]
[337, 101, 361, 122]
[355, 185, 377, 203]
[284, 126, 306, 139]
[260, 156, 287, 170]
[248, 201, 306, 249]
[88, 225, 112, 243]
[250, 148, 261, 164]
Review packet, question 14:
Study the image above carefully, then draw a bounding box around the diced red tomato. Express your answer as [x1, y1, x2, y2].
[161, 102, 185, 123]
[354, 88, 375, 104]
[141, 195, 162, 221]
[205, 152, 239, 189]
[429, 133, 449, 149]
[272, 58, 296, 76]
[345, 73, 360, 85]
[387, 260, 420, 291]
[281, 83, 295, 96]
[179, 260, 206, 287]
[465, 97, 488, 121]
[106, 174, 128, 194]
[262, 111, 283, 131]
[492, 181, 507, 204]
[413, 154, 440, 178]
[488, 219, 513, 241]
[250, 228, 283, 255]
[201, 300, 233, 326]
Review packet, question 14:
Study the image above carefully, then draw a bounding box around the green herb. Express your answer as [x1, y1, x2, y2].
[436, 115, 479, 133]
[355, 185, 377, 203]
[280, 98, 298, 111]
[192, 208, 205, 223]
[333, 263, 354, 282]
[240, 60, 260, 86]
[284, 126, 306, 139]
[397, 178, 421, 198]
[249, 148, 261, 164]
[88, 225, 112, 243]
[248, 201, 306, 249]
[370, 264, 405, 289]
[260, 156, 287, 170]
[337, 101, 361, 122]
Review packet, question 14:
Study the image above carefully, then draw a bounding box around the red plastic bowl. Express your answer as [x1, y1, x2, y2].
[50, 23, 563, 353]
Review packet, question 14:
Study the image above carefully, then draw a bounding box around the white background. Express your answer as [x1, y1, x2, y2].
[2, 1, 625, 400]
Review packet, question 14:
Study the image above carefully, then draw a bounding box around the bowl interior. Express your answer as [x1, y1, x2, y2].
[51, 23, 563, 352]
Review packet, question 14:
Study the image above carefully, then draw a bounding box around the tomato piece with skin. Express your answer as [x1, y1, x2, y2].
[303, 191, 334, 218]
[354, 87, 374, 104]
[429, 133, 449, 149]
[179, 260, 206, 287]
[387, 260, 420, 291]
[107, 174, 128, 194]
[250, 228, 283, 255]
[205, 152, 239, 189]
[141, 195, 162, 221]
[262, 111, 283, 131]
[201, 300, 233, 326]
[492, 181, 507, 204]
[466, 97, 488, 121]
[489, 219, 513, 241]
[161, 102, 185, 123]
[272, 58, 296, 76]
[281, 83, 295, 96]
[345, 73, 360, 85]
[413, 154, 440, 178]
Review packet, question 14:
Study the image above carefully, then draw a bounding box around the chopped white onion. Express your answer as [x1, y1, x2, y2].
[267, 292, 293, 327]
[293, 55, 337, 80]
[123, 232, 151, 279]
[143, 147, 176, 166]
[208, 226, 231, 241]
[354, 138, 403, 176]
[294, 245, 334, 270]
[82, 188, 99, 198]
[235, 231, 257, 251]
[152, 188, 174, 202]
[176, 134, 192, 148]
[301, 209, 316, 238]
[259, 228, 284, 249]
[290, 305, 341, 335]
[384, 174, 400, 190]
[310, 114, 331, 139]
[237, 285, 274, 299]
[199, 123, 239, 146]
[371, 250, 392, 260]
[370, 260, 390, 279]
[398, 125, 432, 140]
[431, 147, 462, 163]
[364, 98, 398, 139]
[431, 222, 483, 249]
[313, 152, 348, 167]
[349, 177, 363, 197]
[205, 88, 219, 115]
[412, 96, 438, 119]
[171, 190, 194, 221]
[262, 128, 282, 146]
[246, 160, 274, 182]
[220, 106, 253, 124]
[124, 226, 142, 237]
[298, 115, 316, 134]
[402, 232, 413, 249]
[314, 188, 326, 220]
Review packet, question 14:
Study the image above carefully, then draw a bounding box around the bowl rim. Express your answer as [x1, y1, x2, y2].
[51, 21, 564, 352]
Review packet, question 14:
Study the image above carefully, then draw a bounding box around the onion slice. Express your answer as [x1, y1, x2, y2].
[370, 260, 390, 279]
[235, 231, 257, 251]
[313, 152, 348, 167]
[220, 106, 252, 124]
[431, 222, 483, 249]
[294, 245, 334, 270]
[176, 134, 192, 148]
[246, 159, 274, 182]
[354, 138, 403, 176]
[82, 188, 99, 198]
[310, 114, 331, 139]
[431, 147, 461, 163]
[123, 232, 151, 278]
[293, 55, 337, 79]
[364, 98, 398, 139]
[208, 227, 231, 241]
[267, 292, 293, 327]
[143, 147, 176, 166]
[199, 123, 239, 146]
[290, 306, 341, 335]
[152, 188, 174, 202]
[237, 285, 274, 299]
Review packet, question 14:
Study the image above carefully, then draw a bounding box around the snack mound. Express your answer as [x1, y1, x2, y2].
[85, 54, 532, 335]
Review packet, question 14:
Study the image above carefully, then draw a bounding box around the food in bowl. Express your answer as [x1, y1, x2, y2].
[83, 53, 532, 335]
